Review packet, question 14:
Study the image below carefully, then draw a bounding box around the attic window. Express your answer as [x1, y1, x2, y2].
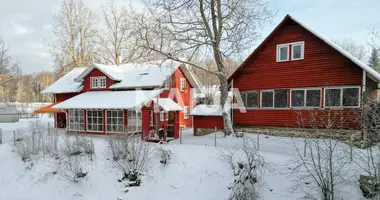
[276, 44, 289, 62]
[276, 41, 305, 62]
[291, 42, 305, 60]
[91, 77, 106, 89]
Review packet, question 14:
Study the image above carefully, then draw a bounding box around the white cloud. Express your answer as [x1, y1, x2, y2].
[7, 21, 34, 36]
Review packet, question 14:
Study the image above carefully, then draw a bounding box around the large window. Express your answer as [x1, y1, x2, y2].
[91, 77, 106, 89]
[261, 90, 288, 108]
[241, 91, 258, 108]
[68, 110, 84, 131]
[291, 89, 321, 108]
[106, 110, 124, 133]
[127, 110, 142, 132]
[325, 87, 360, 108]
[87, 110, 104, 132]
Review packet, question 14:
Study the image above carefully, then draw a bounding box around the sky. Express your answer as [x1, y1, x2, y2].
[0, 0, 379, 74]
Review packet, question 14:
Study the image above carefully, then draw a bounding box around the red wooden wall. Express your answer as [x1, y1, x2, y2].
[230, 17, 364, 129]
[193, 116, 224, 135]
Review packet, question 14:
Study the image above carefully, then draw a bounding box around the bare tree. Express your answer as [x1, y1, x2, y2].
[332, 37, 368, 61]
[98, 0, 144, 65]
[52, 0, 98, 74]
[132, 0, 274, 135]
[0, 38, 20, 102]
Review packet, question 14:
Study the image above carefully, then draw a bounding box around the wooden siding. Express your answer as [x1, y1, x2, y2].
[82, 68, 116, 92]
[231, 18, 364, 129]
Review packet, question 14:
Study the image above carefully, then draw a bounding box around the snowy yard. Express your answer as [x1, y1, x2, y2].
[0, 117, 369, 200]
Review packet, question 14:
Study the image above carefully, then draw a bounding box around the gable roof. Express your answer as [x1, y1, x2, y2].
[229, 14, 380, 82]
[42, 60, 202, 94]
[41, 67, 86, 94]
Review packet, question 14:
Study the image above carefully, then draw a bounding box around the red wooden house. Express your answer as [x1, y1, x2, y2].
[227, 15, 380, 129]
[34, 60, 200, 140]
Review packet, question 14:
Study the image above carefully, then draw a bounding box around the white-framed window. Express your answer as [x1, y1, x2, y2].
[91, 76, 106, 89]
[127, 110, 142, 132]
[180, 78, 186, 91]
[68, 109, 84, 131]
[86, 110, 104, 132]
[184, 106, 189, 119]
[240, 91, 259, 108]
[276, 44, 289, 62]
[291, 42, 305, 60]
[324, 87, 360, 108]
[261, 90, 288, 108]
[164, 77, 172, 90]
[276, 41, 305, 62]
[150, 110, 154, 126]
[291, 88, 321, 108]
[106, 110, 124, 133]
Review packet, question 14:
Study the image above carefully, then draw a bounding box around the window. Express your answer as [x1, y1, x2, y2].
[261, 90, 288, 108]
[291, 42, 304, 60]
[325, 87, 360, 108]
[91, 77, 106, 89]
[127, 110, 142, 132]
[291, 89, 321, 108]
[150, 111, 154, 126]
[180, 78, 186, 91]
[241, 91, 258, 108]
[277, 41, 305, 62]
[277, 45, 289, 62]
[87, 110, 104, 132]
[184, 106, 189, 119]
[164, 78, 172, 90]
[106, 110, 124, 133]
[68, 110, 84, 131]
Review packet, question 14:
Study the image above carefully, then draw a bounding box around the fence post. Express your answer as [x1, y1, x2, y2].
[303, 138, 307, 157]
[214, 127, 217, 147]
[180, 128, 182, 144]
[48, 122, 51, 136]
[257, 133, 259, 151]
[350, 133, 353, 162]
[32, 132, 35, 154]
[0, 128, 2, 144]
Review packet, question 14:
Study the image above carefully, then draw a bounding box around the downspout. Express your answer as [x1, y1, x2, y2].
[362, 70, 367, 140]
[231, 79, 234, 128]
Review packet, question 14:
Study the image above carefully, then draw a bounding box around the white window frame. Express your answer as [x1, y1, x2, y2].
[323, 86, 361, 108]
[290, 88, 321, 108]
[106, 110, 124, 133]
[291, 41, 305, 60]
[86, 110, 104, 132]
[184, 106, 189, 119]
[160, 111, 165, 121]
[260, 90, 289, 109]
[241, 91, 259, 109]
[180, 78, 186, 91]
[91, 76, 106, 89]
[276, 44, 289, 62]
[164, 77, 172, 90]
[68, 109, 85, 131]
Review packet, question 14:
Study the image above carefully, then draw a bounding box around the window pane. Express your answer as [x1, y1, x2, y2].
[280, 47, 288, 60]
[291, 90, 305, 107]
[343, 88, 359, 107]
[240, 93, 247, 106]
[306, 90, 320, 107]
[262, 91, 273, 107]
[246, 92, 258, 108]
[292, 45, 302, 59]
[274, 90, 288, 108]
[325, 89, 341, 107]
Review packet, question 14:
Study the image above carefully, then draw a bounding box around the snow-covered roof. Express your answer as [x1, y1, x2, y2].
[190, 105, 223, 116]
[288, 15, 380, 81]
[52, 90, 161, 110]
[41, 68, 86, 94]
[153, 98, 183, 111]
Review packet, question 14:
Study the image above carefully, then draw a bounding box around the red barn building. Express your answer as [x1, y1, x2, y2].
[35, 60, 200, 140]
[228, 15, 380, 129]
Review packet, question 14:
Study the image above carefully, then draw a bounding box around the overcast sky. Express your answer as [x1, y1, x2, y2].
[0, 0, 379, 74]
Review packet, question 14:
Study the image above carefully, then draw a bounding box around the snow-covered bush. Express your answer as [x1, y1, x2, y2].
[107, 135, 154, 187]
[61, 135, 94, 157]
[156, 146, 171, 165]
[221, 137, 265, 200]
[57, 154, 88, 182]
[14, 135, 34, 162]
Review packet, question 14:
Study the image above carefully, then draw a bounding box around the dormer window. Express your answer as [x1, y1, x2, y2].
[91, 76, 106, 89]
[276, 41, 304, 62]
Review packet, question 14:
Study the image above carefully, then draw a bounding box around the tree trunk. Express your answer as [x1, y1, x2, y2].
[218, 74, 234, 136]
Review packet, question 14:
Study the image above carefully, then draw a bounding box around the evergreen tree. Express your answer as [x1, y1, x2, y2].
[368, 47, 380, 71]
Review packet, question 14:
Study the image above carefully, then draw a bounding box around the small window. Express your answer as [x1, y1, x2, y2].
[180, 78, 186, 91]
[306, 90, 321, 107]
[261, 91, 274, 108]
[91, 78, 98, 89]
[91, 77, 106, 89]
[164, 78, 172, 90]
[160, 111, 165, 121]
[277, 45, 289, 62]
[241, 91, 258, 108]
[184, 106, 189, 119]
[99, 77, 106, 88]
[325, 88, 341, 107]
[291, 42, 304, 60]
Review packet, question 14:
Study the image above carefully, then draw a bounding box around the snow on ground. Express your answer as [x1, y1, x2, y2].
[0, 117, 367, 200]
